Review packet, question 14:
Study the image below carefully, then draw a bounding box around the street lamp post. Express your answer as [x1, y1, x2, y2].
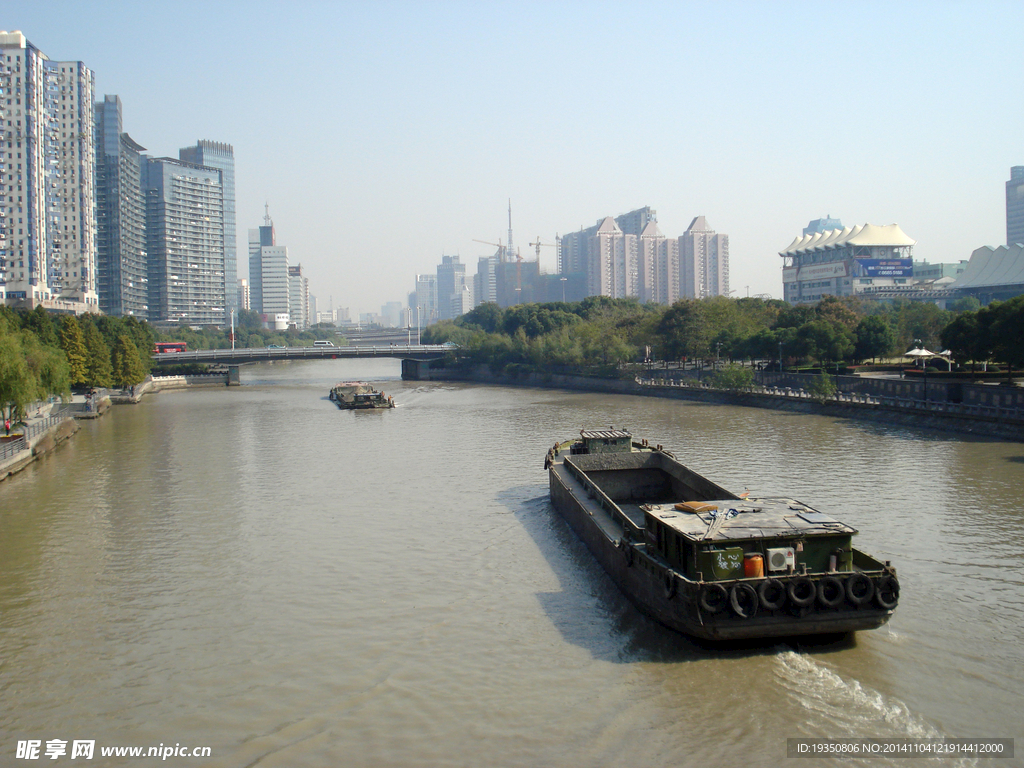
[914, 338, 928, 402]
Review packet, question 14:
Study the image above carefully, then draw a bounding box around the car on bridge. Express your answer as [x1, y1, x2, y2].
[267, 344, 285, 349]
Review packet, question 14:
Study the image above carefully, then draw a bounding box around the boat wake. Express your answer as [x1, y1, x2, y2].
[773, 651, 979, 767]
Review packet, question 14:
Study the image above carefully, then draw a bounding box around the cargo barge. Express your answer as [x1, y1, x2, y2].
[329, 382, 395, 410]
[546, 429, 898, 641]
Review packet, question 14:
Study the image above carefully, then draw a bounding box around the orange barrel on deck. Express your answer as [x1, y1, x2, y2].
[744, 553, 764, 578]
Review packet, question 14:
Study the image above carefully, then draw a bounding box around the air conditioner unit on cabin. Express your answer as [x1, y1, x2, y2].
[767, 547, 796, 572]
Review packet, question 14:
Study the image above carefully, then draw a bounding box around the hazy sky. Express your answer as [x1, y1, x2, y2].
[6, 1, 1023, 316]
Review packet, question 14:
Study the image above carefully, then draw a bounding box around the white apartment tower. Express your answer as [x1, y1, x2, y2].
[0, 31, 97, 310]
[680, 216, 729, 299]
[638, 221, 679, 305]
[587, 217, 638, 299]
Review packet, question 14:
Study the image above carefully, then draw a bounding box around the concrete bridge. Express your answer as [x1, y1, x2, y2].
[151, 344, 453, 380]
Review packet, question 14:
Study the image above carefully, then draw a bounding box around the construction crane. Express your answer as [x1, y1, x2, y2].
[472, 238, 508, 262]
[528, 236, 559, 263]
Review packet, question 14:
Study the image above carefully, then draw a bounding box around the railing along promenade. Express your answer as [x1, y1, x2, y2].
[0, 405, 76, 461]
[151, 344, 451, 365]
[634, 376, 1024, 427]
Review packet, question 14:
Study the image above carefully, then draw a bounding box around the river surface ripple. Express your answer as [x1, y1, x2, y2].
[1, 360, 1022, 767]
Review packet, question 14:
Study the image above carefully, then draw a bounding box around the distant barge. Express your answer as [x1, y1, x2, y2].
[546, 429, 898, 641]
[329, 382, 395, 410]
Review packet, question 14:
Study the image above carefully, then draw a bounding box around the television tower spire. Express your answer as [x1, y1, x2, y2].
[507, 199, 514, 264]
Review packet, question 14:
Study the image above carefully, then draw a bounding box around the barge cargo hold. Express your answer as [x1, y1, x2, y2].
[546, 429, 898, 641]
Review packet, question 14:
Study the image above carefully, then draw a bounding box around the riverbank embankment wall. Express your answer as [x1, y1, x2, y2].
[429, 365, 1024, 442]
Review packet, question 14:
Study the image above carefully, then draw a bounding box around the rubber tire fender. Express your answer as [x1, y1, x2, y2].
[698, 583, 728, 614]
[730, 582, 759, 619]
[874, 575, 900, 609]
[817, 576, 846, 609]
[845, 572, 874, 606]
[787, 576, 816, 608]
[758, 578, 787, 611]
[663, 570, 678, 600]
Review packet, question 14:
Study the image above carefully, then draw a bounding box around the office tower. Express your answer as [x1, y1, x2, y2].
[414, 273, 437, 327]
[0, 31, 97, 309]
[247, 207, 275, 313]
[1007, 167, 1024, 246]
[475, 255, 498, 306]
[288, 264, 308, 329]
[587, 217, 638, 298]
[804, 216, 843, 236]
[94, 95, 147, 317]
[638, 221, 679, 305]
[680, 216, 729, 299]
[179, 140, 235, 323]
[142, 156, 225, 324]
[381, 301, 402, 328]
[436, 254, 466, 320]
[247, 210, 288, 324]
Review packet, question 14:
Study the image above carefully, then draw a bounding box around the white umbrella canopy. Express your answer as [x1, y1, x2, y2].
[905, 347, 937, 358]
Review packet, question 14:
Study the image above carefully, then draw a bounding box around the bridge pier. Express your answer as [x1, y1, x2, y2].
[227, 365, 241, 386]
[402, 359, 431, 381]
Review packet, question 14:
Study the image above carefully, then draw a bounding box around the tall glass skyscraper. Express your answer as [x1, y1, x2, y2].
[179, 140, 236, 323]
[1007, 167, 1024, 246]
[95, 95, 148, 317]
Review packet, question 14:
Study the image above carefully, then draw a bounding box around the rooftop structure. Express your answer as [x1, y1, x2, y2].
[949, 244, 1024, 304]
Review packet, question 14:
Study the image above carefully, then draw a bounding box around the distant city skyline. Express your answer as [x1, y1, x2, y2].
[3, 2, 1021, 317]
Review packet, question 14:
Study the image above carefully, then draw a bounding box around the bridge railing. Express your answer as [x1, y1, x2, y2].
[151, 344, 452, 362]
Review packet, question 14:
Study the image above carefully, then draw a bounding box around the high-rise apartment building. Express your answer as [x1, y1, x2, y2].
[94, 95, 147, 317]
[680, 216, 729, 299]
[142, 156, 225, 324]
[587, 217, 638, 298]
[179, 140, 235, 322]
[638, 221, 679, 305]
[1007, 167, 1024, 246]
[0, 31, 97, 310]
[558, 206, 654, 280]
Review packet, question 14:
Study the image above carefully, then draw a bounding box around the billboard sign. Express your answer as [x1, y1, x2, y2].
[855, 259, 913, 277]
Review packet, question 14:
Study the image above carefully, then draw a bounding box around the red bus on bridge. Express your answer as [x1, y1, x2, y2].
[154, 341, 187, 354]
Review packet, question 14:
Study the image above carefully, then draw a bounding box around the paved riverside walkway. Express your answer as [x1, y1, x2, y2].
[0, 395, 96, 480]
